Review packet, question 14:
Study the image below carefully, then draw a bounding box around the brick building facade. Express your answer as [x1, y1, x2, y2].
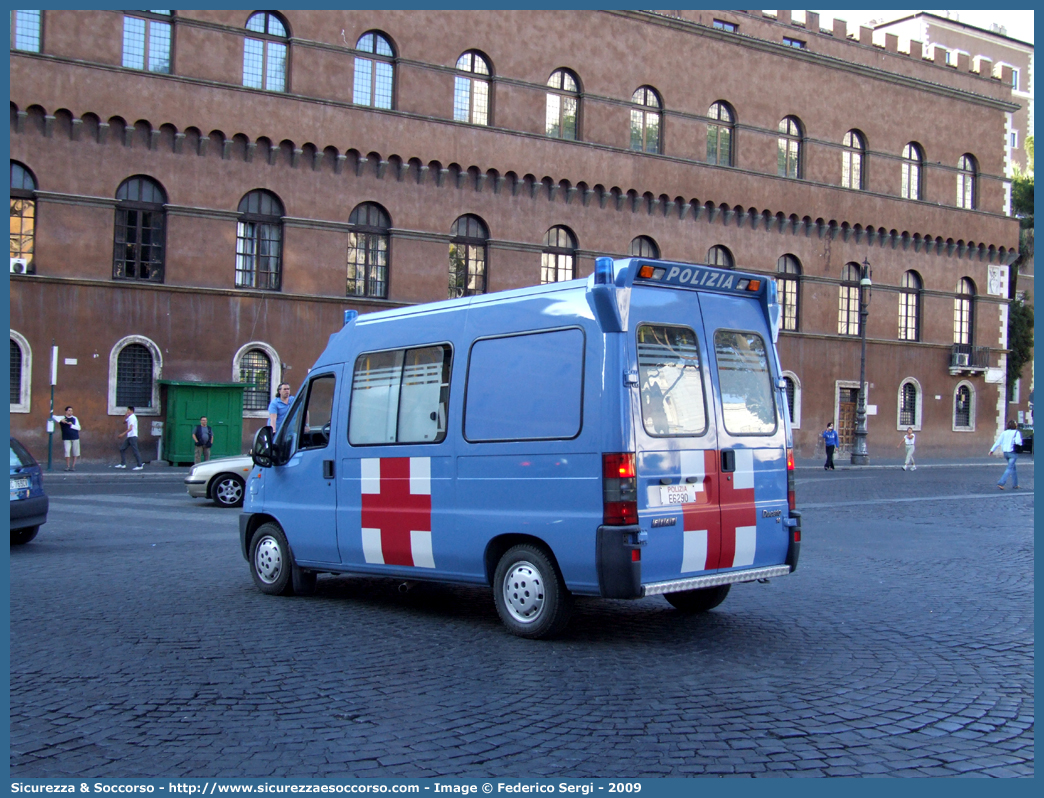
[9, 9, 1024, 462]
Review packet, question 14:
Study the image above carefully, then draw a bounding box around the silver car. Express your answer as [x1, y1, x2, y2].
[184, 455, 254, 508]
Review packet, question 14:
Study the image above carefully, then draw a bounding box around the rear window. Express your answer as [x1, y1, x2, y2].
[10, 439, 36, 468]
[637, 325, 707, 436]
[464, 328, 584, 442]
[713, 330, 777, 435]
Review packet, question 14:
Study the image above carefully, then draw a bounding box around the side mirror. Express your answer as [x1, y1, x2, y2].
[252, 425, 275, 468]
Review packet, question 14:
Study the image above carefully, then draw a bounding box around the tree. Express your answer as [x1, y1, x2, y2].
[1012, 170, 1033, 226]
[1006, 296, 1034, 396]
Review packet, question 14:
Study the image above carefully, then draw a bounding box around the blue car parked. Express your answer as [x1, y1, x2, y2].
[10, 437, 48, 545]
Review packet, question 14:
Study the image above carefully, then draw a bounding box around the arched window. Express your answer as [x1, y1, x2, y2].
[113, 176, 166, 283]
[454, 51, 491, 126]
[546, 69, 579, 140]
[108, 336, 162, 415]
[449, 214, 488, 298]
[898, 379, 920, 429]
[354, 31, 394, 109]
[236, 190, 284, 291]
[953, 383, 974, 431]
[902, 143, 923, 200]
[234, 342, 281, 418]
[782, 372, 801, 428]
[9, 331, 31, 413]
[953, 277, 975, 345]
[240, 349, 271, 411]
[842, 130, 865, 190]
[11, 10, 41, 52]
[347, 202, 391, 298]
[10, 161, 37, 274]
[838, 263, 861, 336]
[630, 87, 662, 154]
[243, 11, 288, 92]
[122, 11, 172, 73]
[707, 102, 734, 166]
[777, 254, 801, 331]
[777, 116, 803, 178]
[239, 349, 272, 412]
[116, 343, 153, 408]
[9, 338, 22, 405]
[898, 270, 922, 341]
[957, 154, 977, 210]
[707, 245, 734, 269]
[541, 226, 577, 284]
[630, 236, 659, 259]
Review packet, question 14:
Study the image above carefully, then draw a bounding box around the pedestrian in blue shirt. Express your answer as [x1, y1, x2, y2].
[267, 383, 295, 432]
[822, 422, 839, 471]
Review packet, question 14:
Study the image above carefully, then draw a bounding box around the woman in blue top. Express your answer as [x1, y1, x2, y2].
[822, 421, 839, 471]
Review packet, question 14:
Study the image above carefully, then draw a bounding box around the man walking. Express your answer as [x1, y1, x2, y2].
[192, 416, 213, 464]
[989, 419, 1023, 490]
[115, 406, 144, 470]
[51, 405, 81, 471]
[267, 383, 295, 432]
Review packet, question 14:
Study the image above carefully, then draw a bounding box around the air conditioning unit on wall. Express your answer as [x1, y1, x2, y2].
[955, 352, 970, 367]
[10, 258, 29, 274]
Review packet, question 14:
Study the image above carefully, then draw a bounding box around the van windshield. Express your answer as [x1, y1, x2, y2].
[637, 324, 707, 436]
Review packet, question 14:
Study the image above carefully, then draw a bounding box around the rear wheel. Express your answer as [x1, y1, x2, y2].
[212, 474, 245, 508]
[493, 544, 572, 639]
[250, 523, 294, 596]
[664, 584, 731, 613]
[11, 526, 39, 545]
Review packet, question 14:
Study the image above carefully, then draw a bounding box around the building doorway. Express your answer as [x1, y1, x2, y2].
[837, 387, 859, 452]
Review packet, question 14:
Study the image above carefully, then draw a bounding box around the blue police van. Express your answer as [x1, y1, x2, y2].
[243, 256, 800, 638]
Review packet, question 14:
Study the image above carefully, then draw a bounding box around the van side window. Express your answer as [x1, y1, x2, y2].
[713, 330, 777, 435]
[349, 345, 451, 445]
[637, 325, 707, 436]
[299, 374, 336, 450]
[464, 328, 584, 441]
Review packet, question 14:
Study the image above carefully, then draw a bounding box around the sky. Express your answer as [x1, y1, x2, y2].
[809, 9, 1034, 44]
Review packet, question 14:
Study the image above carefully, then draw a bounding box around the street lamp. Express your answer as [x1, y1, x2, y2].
[851, 258, 872, 465]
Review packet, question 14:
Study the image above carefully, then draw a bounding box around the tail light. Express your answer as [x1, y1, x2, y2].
[603, 453, 638, 525]
[786, 447, 796, 511]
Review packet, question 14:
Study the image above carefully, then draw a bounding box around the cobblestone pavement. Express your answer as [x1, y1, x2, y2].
[10, 463, 1034, 777]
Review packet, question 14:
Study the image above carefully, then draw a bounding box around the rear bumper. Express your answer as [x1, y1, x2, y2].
[643, 564, 791, 597]
[10, 494, 48, 530]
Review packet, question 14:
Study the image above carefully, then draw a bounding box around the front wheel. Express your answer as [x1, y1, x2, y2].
[664, 584, 730, 613]
[493, 544, 572, 639]
[11, 526, 39, 545]
[250, 523, 294, 596]
[212, 474, 245, 508]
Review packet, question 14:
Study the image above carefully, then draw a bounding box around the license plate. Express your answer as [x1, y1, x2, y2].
[10, 477, 29, 492]
[659, 484, 697, 505]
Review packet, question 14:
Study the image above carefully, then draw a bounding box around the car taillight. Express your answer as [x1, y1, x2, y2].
[787, 447, 796, 511]
[603, 452, 638, 525]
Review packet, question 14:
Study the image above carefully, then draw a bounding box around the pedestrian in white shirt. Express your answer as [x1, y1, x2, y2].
[989, 419, 1022, 490]
[115, 406, 144, 470]
[898, 427, 916, 471]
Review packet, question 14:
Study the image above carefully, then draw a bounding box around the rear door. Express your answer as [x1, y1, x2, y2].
[700, 292, 790, 572]
[628, 289, 722, 585]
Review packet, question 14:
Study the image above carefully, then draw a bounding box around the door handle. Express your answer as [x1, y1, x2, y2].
[323, 460, 335, 479]
[720, 450, 736, 473]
